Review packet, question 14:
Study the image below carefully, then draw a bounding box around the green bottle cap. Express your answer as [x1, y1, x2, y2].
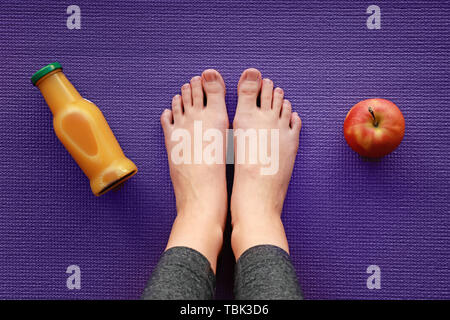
[31, 62, 62, 86]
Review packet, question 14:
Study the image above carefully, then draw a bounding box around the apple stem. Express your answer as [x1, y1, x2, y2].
[368, 107, 378, 127]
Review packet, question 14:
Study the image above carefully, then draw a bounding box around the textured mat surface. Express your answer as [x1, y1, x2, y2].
[0, 0, 449, 299]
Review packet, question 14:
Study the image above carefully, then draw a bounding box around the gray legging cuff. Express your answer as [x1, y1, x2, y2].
[234, 245, 303, 300]
[141, 246, 216, 300]
[142, 244, 302, 300]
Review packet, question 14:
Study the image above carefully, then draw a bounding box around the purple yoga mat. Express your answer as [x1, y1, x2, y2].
[0, 0, 448, 299]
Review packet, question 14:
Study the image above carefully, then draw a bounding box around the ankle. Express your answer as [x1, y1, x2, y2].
[178, 203, 227, 224]
[231, 214, 289, 260]
[166, 213, 225, 273]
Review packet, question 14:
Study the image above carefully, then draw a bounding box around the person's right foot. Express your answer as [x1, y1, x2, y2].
[230, 68, 302, 259]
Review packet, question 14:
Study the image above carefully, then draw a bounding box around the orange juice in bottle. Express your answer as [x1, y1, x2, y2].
[31, 62, 137, 196]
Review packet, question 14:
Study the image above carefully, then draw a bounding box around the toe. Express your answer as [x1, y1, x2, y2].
[160, 108, 173, 132]
[272, 87, 284, 114]
[237, 68, 262, 107]
[190, 76, 204, 109]
[202, 69, 226, 108]
[172, 94, 183, 123]
[202, 69, 226, 95]
[181, 83, 192, 110]
[280, 99, 292, 124]
[260, 78, 273, 110]
[290, 111, 302, 132]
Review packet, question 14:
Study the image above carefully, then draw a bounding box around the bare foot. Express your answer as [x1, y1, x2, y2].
[160, 69, 229, 272]
[231, 68, 302, 259]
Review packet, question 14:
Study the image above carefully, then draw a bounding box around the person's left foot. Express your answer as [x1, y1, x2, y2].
[161, 69, 229, 272]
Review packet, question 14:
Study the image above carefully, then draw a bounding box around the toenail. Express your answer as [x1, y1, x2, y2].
[245, 70, 260, 81]
[275, 88, 283, 94]
[191, 76, 201, 83]
[203, 71, 217, 82]
[264, 78, 272, 84]
[182, 84, 190, 90]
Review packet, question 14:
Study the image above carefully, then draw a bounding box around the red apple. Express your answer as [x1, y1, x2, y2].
[343, 98, 405, 158]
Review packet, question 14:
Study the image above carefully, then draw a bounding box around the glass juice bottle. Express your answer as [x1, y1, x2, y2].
[31, 62, 137, 196]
